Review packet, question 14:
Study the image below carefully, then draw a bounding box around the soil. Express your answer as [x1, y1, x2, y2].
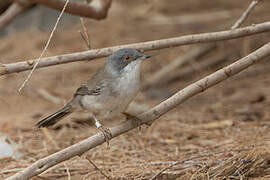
[1, 0, 270, 179]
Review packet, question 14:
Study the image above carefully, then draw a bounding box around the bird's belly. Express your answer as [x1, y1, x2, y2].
[80, 89, 137, 118]
[81, 86, 139, 118]
[80, 65, 141, 118]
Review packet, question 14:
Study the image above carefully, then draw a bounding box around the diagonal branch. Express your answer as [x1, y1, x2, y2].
[14, 0, 112, 19]
[141, 0, 260, 90]
[1, 21, 270, 76]
[0, 0, 111, 31]
[6, 41, 270, 180]
[18, 0, 70, 92]
[0, 2, 32, 30]
[231, 0, 259, 30]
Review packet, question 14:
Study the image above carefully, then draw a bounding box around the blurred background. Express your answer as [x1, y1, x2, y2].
[1, 0, 270, 179]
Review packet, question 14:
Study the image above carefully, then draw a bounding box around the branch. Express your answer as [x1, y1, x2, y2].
[142, 0, 259, 90]
[0, 2, 31, 30]
[168, 52, 230, 83]
[22, 0, 112, 19]
[1, 21, 270, 76]
[141, 44, 216, 90]
[231, 0, 259, 30]
[6, 41, 270, 180]
[0, 0, 111, 31]
[18, 0, 69, 92]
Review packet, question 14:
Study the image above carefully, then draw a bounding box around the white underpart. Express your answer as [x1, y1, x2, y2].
[89, 0, 103, 12]
[123, 60, 142, 73]
[80, 59, 143, 120]
[118, 60, 142, 94]
[113, 60, 142, 110]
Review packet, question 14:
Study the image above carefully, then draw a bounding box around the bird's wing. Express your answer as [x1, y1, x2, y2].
[74, 84, 101, 96]
[74, 68, 112, 97]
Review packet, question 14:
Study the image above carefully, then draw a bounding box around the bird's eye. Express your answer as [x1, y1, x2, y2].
[124, 55, 131, 61]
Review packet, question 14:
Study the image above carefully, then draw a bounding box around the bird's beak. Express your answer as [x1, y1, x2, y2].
[141, 54, 152, 60]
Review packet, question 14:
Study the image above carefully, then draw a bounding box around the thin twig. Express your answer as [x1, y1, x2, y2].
[6, 40, 270, 180]
[166, 52, 230, 84]
[1, 21, 270, 76]
[64, 163, 71, 180]
[0, 168, 25, 174]
[41, 128, 59, 149]
[79, 17, 91, 49]
[141, 44, 216, 90]
[85, 155, 111, 180]
[37, 88, 62, 104]
[18, 0, 69, 92]
[231, 0, 259, 29]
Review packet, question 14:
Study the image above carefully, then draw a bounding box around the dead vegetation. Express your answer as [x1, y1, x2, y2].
[1, 0, 270, 179]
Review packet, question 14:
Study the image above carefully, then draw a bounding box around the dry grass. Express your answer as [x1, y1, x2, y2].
[1, 0, 270, 179]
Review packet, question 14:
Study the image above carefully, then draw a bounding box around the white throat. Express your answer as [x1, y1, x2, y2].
[116, 60, 142, 94]
[122, 60, 142, 74]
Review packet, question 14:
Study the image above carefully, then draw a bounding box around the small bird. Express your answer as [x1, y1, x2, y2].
[36, 48, 151, 142]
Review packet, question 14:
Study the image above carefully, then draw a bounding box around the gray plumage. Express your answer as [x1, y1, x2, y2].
[36, 48, 151, 128]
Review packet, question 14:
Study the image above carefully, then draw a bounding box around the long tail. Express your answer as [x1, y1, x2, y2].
[36, 105, 73, 128]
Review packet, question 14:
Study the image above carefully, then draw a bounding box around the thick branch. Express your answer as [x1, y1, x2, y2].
[24, 0, 112, 19]
[1, 21, 270, 76]
[0, 0, 111, 31]
[0, 2, 30, 30]
[6, 41, 270, 180]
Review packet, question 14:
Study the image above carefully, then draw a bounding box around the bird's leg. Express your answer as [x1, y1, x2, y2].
[92, 115, 112, 145]
[122, 112, 148, 130]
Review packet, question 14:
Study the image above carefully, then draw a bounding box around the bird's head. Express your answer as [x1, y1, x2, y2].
[106, 48, 151, 74]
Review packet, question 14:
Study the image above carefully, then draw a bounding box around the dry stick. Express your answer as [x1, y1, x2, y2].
[142, 0, 259, 90]
[79, 18, 91, 50]
[1, 20, 270, 77]
[6, 41, 270, 180]
[63, 163, 71, 180]
[141, 44, 216, 90]
[231, 0, 259, 30]
[0, 0, 111, 33]
[18, 0, 69, 92]
[23, 0, 112, 19]
[0, 2, 31, 30]
[85, 156, 111, 180]
[169, 53, 229, 82]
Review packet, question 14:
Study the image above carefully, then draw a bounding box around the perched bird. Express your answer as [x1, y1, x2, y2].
[36, 48, 151, 142]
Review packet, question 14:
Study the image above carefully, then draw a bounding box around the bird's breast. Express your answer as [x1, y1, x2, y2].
[80, 61, 142, 118]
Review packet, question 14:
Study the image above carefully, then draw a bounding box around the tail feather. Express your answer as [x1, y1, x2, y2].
[36, 105, 73, 128]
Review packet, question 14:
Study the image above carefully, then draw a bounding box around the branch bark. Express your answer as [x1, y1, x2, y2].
[0, 2, 31, 30]
[1, 21, 270, 76]
[231, 0, 259, 29]
[15, 0, 112, 19]
[141, 0, 259, 90]
[141, 44, 216, 90]
[0, 0, 111, 31]
[6, 41, 270, 180]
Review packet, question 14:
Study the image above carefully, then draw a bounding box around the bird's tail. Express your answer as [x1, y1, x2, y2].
[36, 105, 73, 128]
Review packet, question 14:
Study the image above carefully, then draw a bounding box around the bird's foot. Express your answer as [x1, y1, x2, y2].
[122, 112, 147, 130]
[98, 126, 112, 146]
[94, 118, 112, 145]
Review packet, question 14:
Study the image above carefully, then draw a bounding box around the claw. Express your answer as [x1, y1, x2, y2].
[98, 126, 112, 146]
[92, 115, 112, 146]
[122, 112, 144, 130]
